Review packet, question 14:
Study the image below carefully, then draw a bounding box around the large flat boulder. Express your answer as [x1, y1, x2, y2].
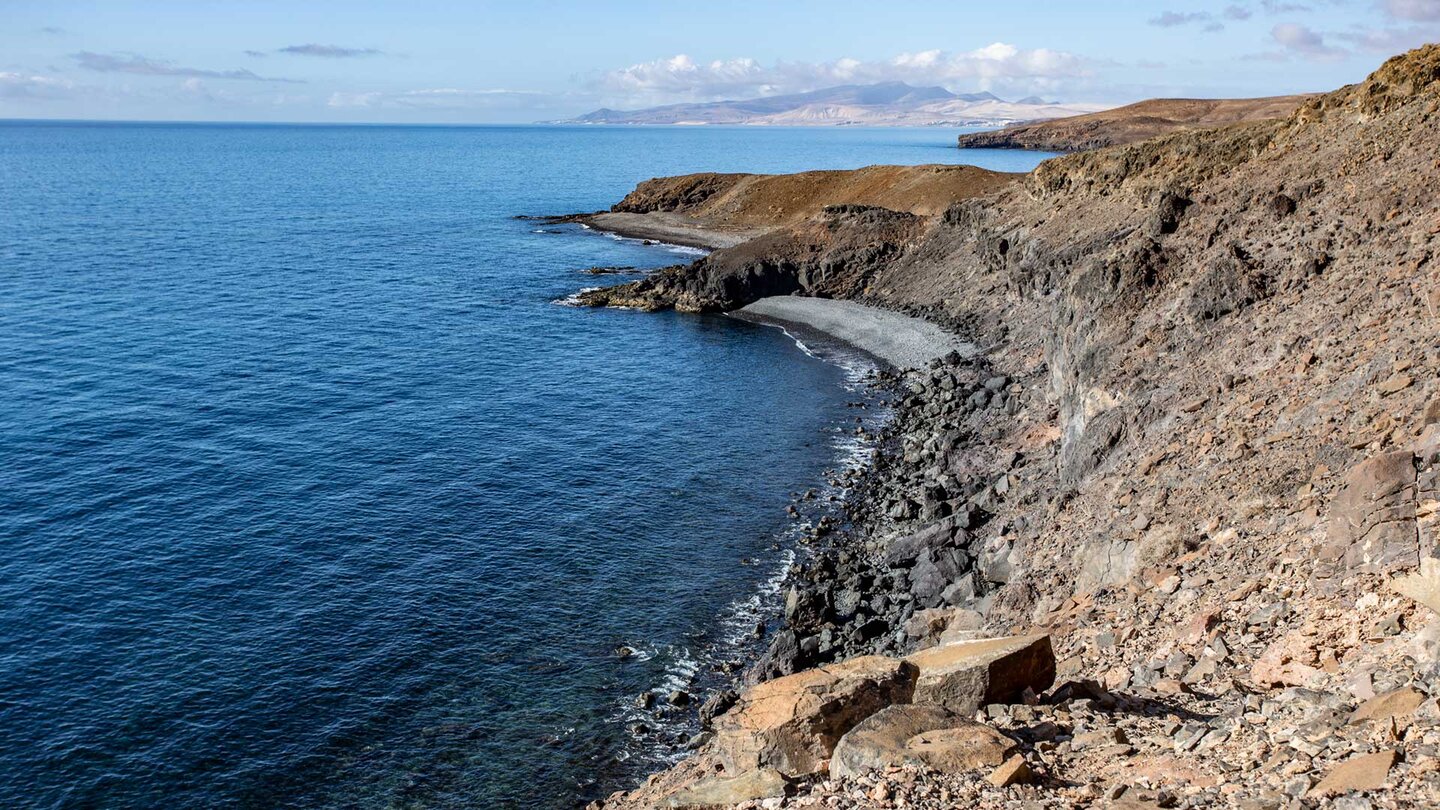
[1321, 448, 1423, 575]
[661, 768, 790, 809]
[712, 655, 918, 778]
[1394, 556, 1440, 614]
[831, 704, 1016, 778]
[904, 634, 1055, 714]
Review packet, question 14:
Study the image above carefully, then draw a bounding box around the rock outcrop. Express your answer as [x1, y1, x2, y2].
[829, 704, 1015, 778]
[905, 634, 1056, 714]
[710, 655, 917, 778]
[577, 205, 929, 312]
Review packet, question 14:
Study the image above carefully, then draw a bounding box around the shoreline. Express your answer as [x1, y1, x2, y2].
[581, 47, 1440, 809]
[542, 212, 764, 250]
[731, 296, 977, 371]
[565, 213, 990, 802]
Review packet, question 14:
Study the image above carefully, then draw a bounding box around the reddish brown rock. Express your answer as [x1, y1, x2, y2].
[1350, 686, 1428, 725]
[660, 768, 790, 809]
[1322, 450, 1420, 575]
[1251, 631, 1323, 688]
[904, 634, 1056, 714]
[830, 704, 1015, 778]
[986, 753, 1035, 787]
[1309, 750, 1398, 796]
[711, 655, 917, 778]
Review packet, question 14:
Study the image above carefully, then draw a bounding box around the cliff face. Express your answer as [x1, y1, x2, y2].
[588, 45, 1440, 809]
[953, 94, 1316, 152]
[578, 204, 930, 312]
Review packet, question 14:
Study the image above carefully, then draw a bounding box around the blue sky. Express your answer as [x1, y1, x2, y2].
[3, 0, 1438, 122]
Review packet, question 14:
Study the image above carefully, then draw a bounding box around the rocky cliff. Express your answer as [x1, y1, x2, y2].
[584, 45, 1440, 809]
[953, 94, 1316, 152]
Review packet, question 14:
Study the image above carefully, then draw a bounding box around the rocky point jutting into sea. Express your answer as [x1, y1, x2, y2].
[567, 45, 1440, 808]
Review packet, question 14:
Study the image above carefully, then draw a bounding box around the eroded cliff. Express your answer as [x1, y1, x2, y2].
[586, 45, 1440, 809]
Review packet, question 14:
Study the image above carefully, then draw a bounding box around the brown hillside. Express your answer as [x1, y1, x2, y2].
[955, 94, 1316, 152]
[612, 164, 1018, 228]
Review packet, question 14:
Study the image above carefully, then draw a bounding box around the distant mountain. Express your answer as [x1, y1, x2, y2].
[557, 82, 1108, 127]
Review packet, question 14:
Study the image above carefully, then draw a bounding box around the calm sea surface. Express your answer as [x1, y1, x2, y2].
[0, 122, 1052, 808]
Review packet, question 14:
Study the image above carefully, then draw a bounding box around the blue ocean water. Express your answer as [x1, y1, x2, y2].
[0, 122, 1052, 809]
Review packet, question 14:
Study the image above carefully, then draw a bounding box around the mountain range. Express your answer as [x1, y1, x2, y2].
[560, 82, 1108, 126]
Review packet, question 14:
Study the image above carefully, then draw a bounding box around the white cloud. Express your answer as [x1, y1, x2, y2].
[1382, 0, 1440, 21]
[1149, 11, 1213, 27]
[277, 44, 384, 58]
[592, 44, 1094, 105]
[595, 55, 771, 100]
[1337, 24, 1440, 51]
[327, 88, 545, 110]
[1270, 22, 1348, 59]
[73, 51, 302, 83]
[0, 71, 77, 100]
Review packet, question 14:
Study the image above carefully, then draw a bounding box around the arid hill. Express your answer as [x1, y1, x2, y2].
[569, 164, 1018, 250]
[613, 164, 1015, 226]
[954, 94, 1316, 152]
[584, 44, 1440, 809]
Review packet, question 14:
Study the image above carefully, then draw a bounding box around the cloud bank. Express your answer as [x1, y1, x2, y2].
[0, 72, 77, 100]
[73, 52, 303, 83]
[277, 44, 384, 58]
[327, 88, 545, 110]
[1270, 22, 1347, 59]
[1383, 0, 1440, 21]
[593, 44, 1094, 105]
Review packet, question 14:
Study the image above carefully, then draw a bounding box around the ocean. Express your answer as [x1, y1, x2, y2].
[0, 121, 1052, 808]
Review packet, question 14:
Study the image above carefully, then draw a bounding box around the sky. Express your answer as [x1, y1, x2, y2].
[3, 0, 1439, 123]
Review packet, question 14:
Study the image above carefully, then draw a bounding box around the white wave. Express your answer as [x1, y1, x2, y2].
[552, 286, 602, 307]
[607, 334, 895, 773]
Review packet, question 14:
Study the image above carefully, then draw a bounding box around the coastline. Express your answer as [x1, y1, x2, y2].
[566, 214, 990, 799]
[731, 296, 977, 370]
[547, 211, 764, 250]
[570, 50, 1440, 807]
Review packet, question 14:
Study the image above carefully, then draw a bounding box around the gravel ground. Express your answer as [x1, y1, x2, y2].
[580, 211, 765, 250]
[733, 296, 977, 370]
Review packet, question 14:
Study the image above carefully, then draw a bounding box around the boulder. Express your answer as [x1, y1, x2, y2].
[904, 634, 1056, 714]
[905, 724, 1017, 773]
[1321, 449, 1420, 575]
[883, 518, 958, 567]
[830, 704, 1014, 778]
[986, 753, 1034, 787]
[712, 655, 918, 778]
[1250, 630, 1324, 688]
[936, 609, 988, 645]
[1309, 750, 1397, 797]
[1393, 556, 1440, 614]
[1350, 686, 1427, 725]
[662, 769, 791, 809]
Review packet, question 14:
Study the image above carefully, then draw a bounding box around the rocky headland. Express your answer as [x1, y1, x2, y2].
[558, 164, 1016, 252]
[953, 94, 1317, 153]
[574, 45, 1440, 809]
